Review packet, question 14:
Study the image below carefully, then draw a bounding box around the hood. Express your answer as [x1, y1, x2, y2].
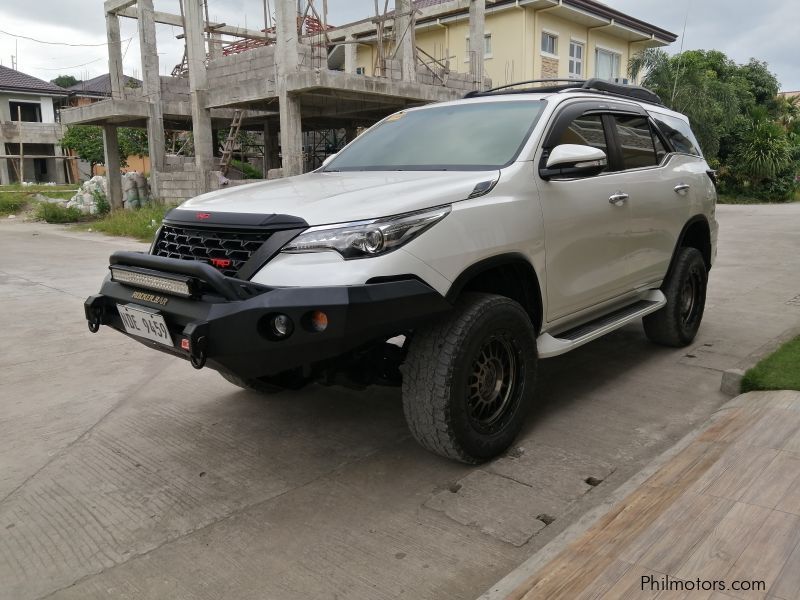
[180, 170, 500, 225]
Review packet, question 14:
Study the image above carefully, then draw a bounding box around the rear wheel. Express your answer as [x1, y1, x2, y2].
[402, 293, 537, 463]
[643, 247, 707, 347]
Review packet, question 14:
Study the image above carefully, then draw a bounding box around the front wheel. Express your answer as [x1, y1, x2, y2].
[402, 293, 537, 464]
[643, 247, 708, 347]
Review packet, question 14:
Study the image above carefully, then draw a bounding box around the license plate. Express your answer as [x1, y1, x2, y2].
[117, 303, 173, 347]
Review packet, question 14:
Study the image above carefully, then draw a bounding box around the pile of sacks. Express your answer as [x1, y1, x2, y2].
[66, 172, 151, 214]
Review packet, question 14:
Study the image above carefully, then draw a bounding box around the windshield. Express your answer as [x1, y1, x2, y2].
[324, 100, 546, 172]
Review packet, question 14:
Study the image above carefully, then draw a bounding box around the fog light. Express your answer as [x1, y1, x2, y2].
[271, 314, 293, 338]
[310, 310, 328, 332]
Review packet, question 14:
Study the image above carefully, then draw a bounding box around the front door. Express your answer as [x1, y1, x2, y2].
[536, 111, 635, 321]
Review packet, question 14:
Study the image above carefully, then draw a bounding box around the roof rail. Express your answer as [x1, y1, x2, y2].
[464, 77, 664, 106]
[464, 79, 585, 98]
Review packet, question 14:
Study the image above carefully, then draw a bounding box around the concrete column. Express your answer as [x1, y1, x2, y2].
[262, 121, 279, 173]
[469, 0, 486, 87]
[103, 125, 123, 211]
[278, 92, 303, 177]
[137, 0, 165, 194]
[106, 12, 125, 98]
[395, 0, 417, 82]
[344, 36, 358, 74]
[184, 0, 216, 179]
[209, 32, 223, 60]
[276, 0, 303, 176]
[0, 132, 9, 185]
[275, 0, 300, 72]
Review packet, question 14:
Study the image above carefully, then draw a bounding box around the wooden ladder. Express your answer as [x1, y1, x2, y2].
[219, 109, 243, 175]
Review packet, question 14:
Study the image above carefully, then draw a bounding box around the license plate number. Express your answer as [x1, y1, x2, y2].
[117, 303, 173, 347]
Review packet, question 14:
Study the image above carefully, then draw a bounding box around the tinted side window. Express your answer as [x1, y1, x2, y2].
[651, 125, 668, 163]
[651, 113, 702, 156]
[557, 114, 608, 156]
[612, 115, 659, 169]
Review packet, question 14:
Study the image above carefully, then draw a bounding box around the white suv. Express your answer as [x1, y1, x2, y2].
[86, 79, 718, 463]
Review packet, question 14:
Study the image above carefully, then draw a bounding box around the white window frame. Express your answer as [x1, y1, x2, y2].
[541, 30, 559, 58]
[594, 46, 622, 80]
[464, 33, 493, 61]
[568, 40, 584, 79]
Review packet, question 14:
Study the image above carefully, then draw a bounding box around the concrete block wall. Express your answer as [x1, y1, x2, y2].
[158, 170, 199, 203]
[206, 46, 278, 93]
[160, 76, 190, 103]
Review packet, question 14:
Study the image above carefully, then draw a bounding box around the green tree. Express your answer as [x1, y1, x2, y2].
[61, 125, 104, 172]
[61, 125, 149, 171]
[51, 74, 80, 88]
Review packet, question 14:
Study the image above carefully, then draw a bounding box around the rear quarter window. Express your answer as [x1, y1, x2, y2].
[650, 112, 703, 157]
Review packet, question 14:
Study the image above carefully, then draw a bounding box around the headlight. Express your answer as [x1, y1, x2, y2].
[281, 206, 451, 259]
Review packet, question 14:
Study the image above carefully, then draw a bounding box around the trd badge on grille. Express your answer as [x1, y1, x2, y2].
[196, 212, 211, 220]
[210, 258, 232, 269]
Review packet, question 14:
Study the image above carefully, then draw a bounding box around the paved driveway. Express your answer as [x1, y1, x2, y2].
[1, 204, 798, 600]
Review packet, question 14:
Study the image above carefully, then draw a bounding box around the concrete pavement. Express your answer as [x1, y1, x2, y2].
[0, 203, 798, 600]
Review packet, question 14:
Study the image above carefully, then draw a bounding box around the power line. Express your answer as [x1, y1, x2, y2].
[33, 58, 103, 70]
[0, 28, 134, 47]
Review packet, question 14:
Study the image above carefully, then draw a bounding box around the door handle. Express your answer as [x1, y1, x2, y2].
[674, 183, 691, 194]
[609, 192, 629, 206]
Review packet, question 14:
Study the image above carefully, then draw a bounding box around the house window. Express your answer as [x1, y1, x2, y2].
[569, 41, 584, 78]
[541, 32, 558, 56]
[465, 34, 493, 60]
[595, 48, 621, 80]
[9, 101, 42, 122]
[355, 67, 366, 75]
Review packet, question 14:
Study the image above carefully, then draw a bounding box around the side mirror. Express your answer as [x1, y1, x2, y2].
[540, 144, 607, 180]
[321, 153, 338, 168]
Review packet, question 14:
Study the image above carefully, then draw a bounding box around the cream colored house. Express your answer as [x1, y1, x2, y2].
[334, 0, 676, 88]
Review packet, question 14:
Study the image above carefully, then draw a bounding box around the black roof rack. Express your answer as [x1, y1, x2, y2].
[464, 78, 664, 106]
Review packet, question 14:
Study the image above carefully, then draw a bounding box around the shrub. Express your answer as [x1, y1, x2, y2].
[92, 188, 111, 216]
[230, 159, 263, 179]
[36, 203, 85, 223]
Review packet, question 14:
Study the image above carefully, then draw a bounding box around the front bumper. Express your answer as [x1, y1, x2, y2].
[85, 252, 452, 378]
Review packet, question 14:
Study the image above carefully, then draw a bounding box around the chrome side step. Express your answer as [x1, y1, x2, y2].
[537, 290, 667, 358]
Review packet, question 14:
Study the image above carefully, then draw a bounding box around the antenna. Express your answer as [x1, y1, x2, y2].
[671, 0, 690, 104]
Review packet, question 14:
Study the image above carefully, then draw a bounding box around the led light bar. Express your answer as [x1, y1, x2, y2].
[110, 266, 193, 298]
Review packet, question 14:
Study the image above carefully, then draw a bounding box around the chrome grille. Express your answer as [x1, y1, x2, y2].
[153, 224, 273, 278]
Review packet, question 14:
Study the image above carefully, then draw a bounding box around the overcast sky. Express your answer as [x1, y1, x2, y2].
[0, 1, 797, 91]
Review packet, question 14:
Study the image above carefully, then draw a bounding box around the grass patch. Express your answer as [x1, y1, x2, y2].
[1, 183, 78, 193]
[0, 194, 28, 216]
[84, 204, 174, 242]
[35, 203, 86, 223]
[741, 336, 800, 393]
[717, 194, 766, 205]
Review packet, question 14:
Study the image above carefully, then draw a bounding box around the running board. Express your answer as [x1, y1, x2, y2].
[537, 290, 667, 358]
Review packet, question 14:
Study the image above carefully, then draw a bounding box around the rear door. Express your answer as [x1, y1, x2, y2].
[607, 113, 694, 287]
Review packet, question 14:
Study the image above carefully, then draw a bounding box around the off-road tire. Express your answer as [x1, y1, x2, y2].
[643, 247, 707, 347]
[402, 293, 537, 463]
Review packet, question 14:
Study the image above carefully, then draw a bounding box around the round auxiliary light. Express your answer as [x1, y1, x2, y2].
[363, 229, 384, 254]
[271, 314, 293, 338]
[310, 310, 328, 332]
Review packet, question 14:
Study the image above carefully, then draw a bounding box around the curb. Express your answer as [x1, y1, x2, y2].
[475, 392, 757, 600]
[720, 326, 800, 396]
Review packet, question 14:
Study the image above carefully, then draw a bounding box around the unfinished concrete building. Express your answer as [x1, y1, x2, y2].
[61, 0, 493, 208]
[0, 66, 70, 185]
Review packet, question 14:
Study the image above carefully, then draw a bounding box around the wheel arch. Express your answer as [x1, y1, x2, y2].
[667, 215, 712, 281]
[446, 253, 544, 334]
